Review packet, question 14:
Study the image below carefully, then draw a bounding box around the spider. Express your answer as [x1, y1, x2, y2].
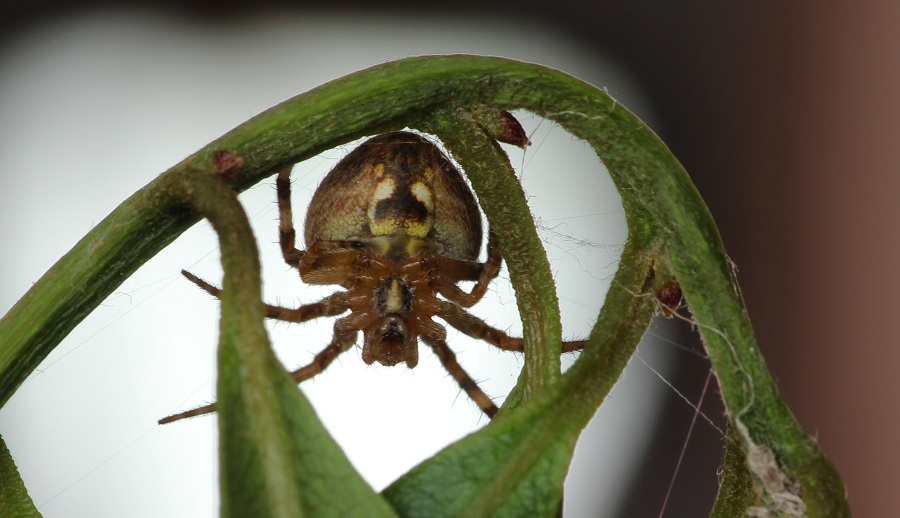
[160, 131, 584, 424]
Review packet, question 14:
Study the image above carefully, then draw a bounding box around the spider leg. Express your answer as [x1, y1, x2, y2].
[288, 325, 358, 383]
[265, 294, 350, 323]
[298, 248, 366, 285]
[434, 231, 501, 308]
[419, 319, 498, 418]
[299, 239, 367, 271]
[277, 168, 304, 268]
[287, 308, 376, 382]
[437, 301, 586, 353]
[160, 313, 365, 425]
[157, 339, 355, 425]
[181, 269, 221, 298]
[181, 270, 350, 324]
[299, 243, 395, 286]
[158, 402, 216, 424]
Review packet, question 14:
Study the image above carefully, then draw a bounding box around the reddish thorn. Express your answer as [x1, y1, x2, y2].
[655, 280, 683, 318]
[213, 150, 245, 181]
[495, 111, 531, 148]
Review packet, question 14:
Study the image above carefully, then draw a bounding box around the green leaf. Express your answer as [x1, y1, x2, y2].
[710, 423, 757, 517]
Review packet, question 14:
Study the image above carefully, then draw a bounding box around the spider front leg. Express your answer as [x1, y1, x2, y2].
[159, 275, 355, 425]
[159, 314, 362, 425]
[431, 231, 502, 308]
[287, 309, 373, 383]
[277, 167, 304, 268]
[180, 270, 350, 323]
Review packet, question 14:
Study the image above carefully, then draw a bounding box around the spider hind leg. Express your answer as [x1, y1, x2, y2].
[419, 319, 499, 418]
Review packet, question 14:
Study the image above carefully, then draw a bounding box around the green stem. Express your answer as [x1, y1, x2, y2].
[421, 110, 562, 409]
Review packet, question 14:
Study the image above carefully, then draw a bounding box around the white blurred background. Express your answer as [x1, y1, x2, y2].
[0, 10, 703, 517]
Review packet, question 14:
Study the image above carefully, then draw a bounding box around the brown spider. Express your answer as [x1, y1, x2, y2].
[160, 131, 583, 425]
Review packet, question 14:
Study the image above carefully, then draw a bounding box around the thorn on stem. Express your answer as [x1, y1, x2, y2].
[655, 280, 683, 318]
[493, 111, 531, 148]
[212, 150, 245, 181]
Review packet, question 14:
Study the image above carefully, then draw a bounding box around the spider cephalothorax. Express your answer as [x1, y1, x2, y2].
[160, 131, 583, 424]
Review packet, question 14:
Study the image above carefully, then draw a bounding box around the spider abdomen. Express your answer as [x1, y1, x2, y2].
[304, 132, 482, 261]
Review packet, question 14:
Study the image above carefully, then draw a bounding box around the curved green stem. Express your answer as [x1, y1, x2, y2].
[420, 110, 563, 410]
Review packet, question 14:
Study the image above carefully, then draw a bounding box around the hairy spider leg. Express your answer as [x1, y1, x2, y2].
[158, 317, 361, 425]
[437, 301, 587, 354]
[287, 308, 376, 382]
[157, 273, 354, 425]
[277, 167, 304, 267]
[417, 318, 499, 418]
[180, 270, 351, 322]
[430, 231, 502, 308]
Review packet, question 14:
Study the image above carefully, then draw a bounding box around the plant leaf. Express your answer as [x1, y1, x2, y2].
[710, 423, 757, 517]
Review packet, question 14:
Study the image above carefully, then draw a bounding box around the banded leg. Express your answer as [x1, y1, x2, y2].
[266, 292, 351, 323]
[181, 270, 350, 323]
[438, 301, 586, 353]
[158, 338, 357, 425]
[159, 315, 362, 425]
[158, 401, 217, 425]
[289, 326, 358, 382]
[277, 168, 304, 267]
[288, 308, 377, 382]
[434, 231, 502, 308]
[419, 319, 498, 418]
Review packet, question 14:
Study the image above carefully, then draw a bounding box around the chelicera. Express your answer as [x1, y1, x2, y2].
[160, 131, 583, 424]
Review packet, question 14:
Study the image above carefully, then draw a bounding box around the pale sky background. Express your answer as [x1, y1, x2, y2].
[0, 10, 691, 517]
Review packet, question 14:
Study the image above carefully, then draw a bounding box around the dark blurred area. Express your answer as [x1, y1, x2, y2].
[3, 1, 896, 516]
